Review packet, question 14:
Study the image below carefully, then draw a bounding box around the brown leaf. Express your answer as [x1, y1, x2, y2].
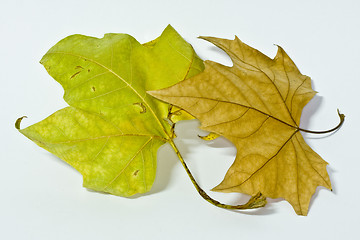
[149, 36, 332, 215]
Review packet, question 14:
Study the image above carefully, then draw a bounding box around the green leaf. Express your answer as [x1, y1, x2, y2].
[17, 25, 204, 197]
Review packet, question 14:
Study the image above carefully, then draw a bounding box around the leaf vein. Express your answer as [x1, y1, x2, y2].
[103, 137, 153, 190]
[46, 51, 170, 139]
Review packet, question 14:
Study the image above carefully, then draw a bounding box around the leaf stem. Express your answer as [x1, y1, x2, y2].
[168, 139, 267, 210]
[297, 109, 345, 134]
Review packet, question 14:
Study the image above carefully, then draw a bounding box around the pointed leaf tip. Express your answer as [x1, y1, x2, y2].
[198, 132, 220, 141]
[15, 116, 27, 130]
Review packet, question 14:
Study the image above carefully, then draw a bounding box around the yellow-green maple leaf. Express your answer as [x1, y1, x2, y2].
[149, 36, 338, 215]
[17, 25, 204, 197]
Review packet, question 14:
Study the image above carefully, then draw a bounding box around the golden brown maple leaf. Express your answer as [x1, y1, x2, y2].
[149, 36, 344, 215]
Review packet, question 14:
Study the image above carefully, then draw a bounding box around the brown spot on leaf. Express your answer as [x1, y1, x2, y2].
[92, 86, 96, 92]
[133, 102, 147, 113]
[133, 170, 139, 176]
[70, 71, 81, 79]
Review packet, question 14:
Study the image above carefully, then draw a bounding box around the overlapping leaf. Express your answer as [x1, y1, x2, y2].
[17, 25, 204, 196]
[149, 36, 332, 215]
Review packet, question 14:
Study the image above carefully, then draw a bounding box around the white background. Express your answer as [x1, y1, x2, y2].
[1, 0, 359, 239]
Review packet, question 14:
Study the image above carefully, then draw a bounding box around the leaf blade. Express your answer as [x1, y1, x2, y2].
[19, 107, 166, 196]
[19, 25, 204, 196]
[149, 36, 330, 215]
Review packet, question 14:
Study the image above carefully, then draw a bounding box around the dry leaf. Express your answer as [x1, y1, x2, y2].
[149, 36, 339, 215]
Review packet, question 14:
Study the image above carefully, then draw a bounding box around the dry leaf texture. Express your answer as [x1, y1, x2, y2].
[149, 36, 331, 215]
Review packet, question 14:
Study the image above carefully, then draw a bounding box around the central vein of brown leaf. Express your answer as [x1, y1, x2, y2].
[217, 130, 298, 191]
[162, 95, 298, 130]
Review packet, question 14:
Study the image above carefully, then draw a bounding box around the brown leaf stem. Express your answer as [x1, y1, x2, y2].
[297, 109, 345, 134]
[168, 138, 267, 210]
